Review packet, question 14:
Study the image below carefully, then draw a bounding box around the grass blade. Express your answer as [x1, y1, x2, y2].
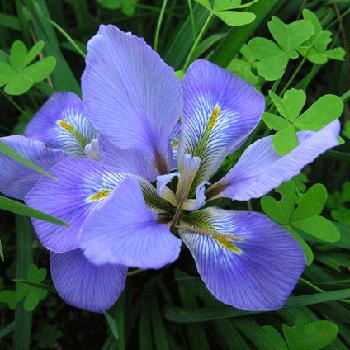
[13, 216, 33, 350]
[0, 196, 68, 226]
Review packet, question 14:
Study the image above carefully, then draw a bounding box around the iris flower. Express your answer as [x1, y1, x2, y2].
[0, 26, 340, 313]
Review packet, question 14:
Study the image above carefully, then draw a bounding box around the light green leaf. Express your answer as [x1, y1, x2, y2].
[0, 62, 14, 86]
[22, 56, 56, 83]
[293, 215, 340, 242]
[214, 0, 241, 11]
[262, 326, 288, 350]
[274, 89, 306, 122]
[343, 120, 350, 139]
[10, 40, 27, 69]
[228, 59, 261, 87]
[194, 0, 212, 10]
[0, 140, 55, 179]
[268, 17, 314, 58]
[294, 94, 343, 130]
[3, 73, 33, 95]
[272, 125, 298, 155]
[301, 48, 328, 64]
[292, 183, 327, 222]
[0, 196, 68, 226]
[121, 0, 138, 16]
[302, 9, 322, 35]
[261, 196, 290, 225]
[314, 31, 332, 52]
[24, 40, 45, 66]
[215, 11, 256, 27]
[263, 112, 290, 130]
[282, 318, 338, 350]
[248, 37, 288, 80]
[326, 47, 346, 60]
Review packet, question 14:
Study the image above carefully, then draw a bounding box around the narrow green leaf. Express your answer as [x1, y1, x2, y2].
[0, 236, 3, 262]
[0, 13, 21, 31]
[0, 196, 68, 226]
[0, 322, 14, 339]
[14, 216, 33, 350]
[262, 325, 288, 350]
[104, 312, 119, 341]
[151, 298, 170, 350]
[0, 140, 55, 179]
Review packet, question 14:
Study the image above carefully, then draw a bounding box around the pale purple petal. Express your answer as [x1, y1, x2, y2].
[99, 137, 158, 181]
[82, 25, 182, 173]
[178, 60, 265, 187]
[51, 249, 127, 312]
[25, 92, 97, 157]
[25, 158, 124, 253]
[180, 208, 305, 311]
[212, 120, 340, 201]
[81, 176, 182, 269]
[0, 136, 67, 200]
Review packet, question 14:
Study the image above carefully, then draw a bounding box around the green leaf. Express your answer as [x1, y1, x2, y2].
[0, 290, 20, 309]
[268, 17, 314, 58]
[213, 0, 241, 11]
[3, 73, 33, 95]
[228, 59, 261, 87]
[270, 89, 306, 122]
[272, 125, 298, 155]
[282, 318, 338, 350]
[317, 252, 350, 272]
[215, 11, 256, 26]
[0, 62, 15, 86]
[10, 40, 28, 69]
[22, 56, 56, 83]
[248, 37, 288, 80]
[0, 140, 55, 179]
[24, 40, 45, 66]
[0, 196, 68, 226]
[194, 0, 211, 10]
[295, 94, 343, 130]
[262, 326, 288, 350]
[261, 196, 290, 225]
[35, 325, 63, 349]
[292, 184, 327, 222]
[313, 31, 332, 52]
[326, 47, 345, 60]
[0, 236, 3, 262]
[121, 0, 138, 16]
[98, 0, 121, 9]
[302, 9, 322, 35]
[293, 215, 340, 242]
[104, 312, 119, 341]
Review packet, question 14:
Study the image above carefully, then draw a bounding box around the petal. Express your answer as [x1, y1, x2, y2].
[209, 120, 340, 201]
[81, 176, 182, 269]
[24, 92, 97, 157]
[180, 208, 305, 311]
[179, 60, 265, 188]
[51, 249, 127, 312]
[99, 137, 158, 181]
[0, 135, 67, 200]
[25, 158, 124, 253]
[82, 25, 182, 173]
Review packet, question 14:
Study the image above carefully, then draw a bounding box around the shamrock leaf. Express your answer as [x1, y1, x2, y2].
[299, 9, 345, 64]
[0, 40, 56, 96]
[268, 17, 314, 59]
[35, 325, 64, 349]
[342, 120, 350, 139]
[195, 0, 256, 27]
[328, 181, 350, 225]
[265, 88, 343, 155]
[16, 264, 48, 312]
[282, 316, 338, 350]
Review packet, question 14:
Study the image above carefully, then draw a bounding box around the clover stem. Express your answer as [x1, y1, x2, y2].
[154, 0, 169, 51]
[279, 56, 306, 97]
[183, 11, 214, 72]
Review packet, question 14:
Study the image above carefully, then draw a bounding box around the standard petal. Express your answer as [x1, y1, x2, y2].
[25, 158, 124, 253]
[82, 25, 182, 173]
[24, 92, 97, 157]
[180, 208, 305, 311]
[0, 135, 67, 200]
[179, 59, 265, 188]
[51, 249, 127, 312]
[81, 176, 182, 269]
[99, 137, 158, 181]
[208, 120, 340, 201]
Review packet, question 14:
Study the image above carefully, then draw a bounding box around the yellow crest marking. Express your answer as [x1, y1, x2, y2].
[207, 104, 221, 130]
[88, 189, 112, 202]
[215, 235, 242, 254]
[56, 120, 88, 147]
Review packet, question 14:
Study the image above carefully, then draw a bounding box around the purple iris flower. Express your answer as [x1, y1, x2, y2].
[0, 25, 340, 313]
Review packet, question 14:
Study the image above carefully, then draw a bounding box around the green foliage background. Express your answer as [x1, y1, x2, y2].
[0, 0, 349, 349]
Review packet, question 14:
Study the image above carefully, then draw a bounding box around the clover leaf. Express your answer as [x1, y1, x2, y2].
[98, 0, 139, 16]
[299, 9, 345, 64]
[0, 40, 56, 96]
[264, 88, 343, 155]
[195, 0, 257, 27]
[35, 325, 64, 349]
[328, 181, 350, 225]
